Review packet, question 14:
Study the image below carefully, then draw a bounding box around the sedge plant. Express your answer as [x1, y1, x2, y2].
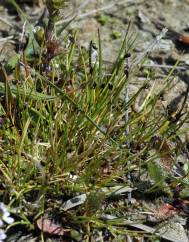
[0, 0, 189, 241]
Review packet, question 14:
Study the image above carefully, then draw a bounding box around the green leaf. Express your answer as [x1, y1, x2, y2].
[24, 32, 41, 62]
[0, 82, 57, 101]
[148, 161, 165, 186]
[5, 54, 21, 71]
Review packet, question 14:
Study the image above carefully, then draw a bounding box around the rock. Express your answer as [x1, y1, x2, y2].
[156, 222, 189, 242]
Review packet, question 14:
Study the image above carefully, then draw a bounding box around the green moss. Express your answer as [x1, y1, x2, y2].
[111, 30, 122, 39]
[96, 13, 110, 26]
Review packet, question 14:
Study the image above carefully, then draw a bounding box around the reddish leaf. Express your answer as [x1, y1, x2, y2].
[37, 217, 65, 235]
[154, 203, 178, 220]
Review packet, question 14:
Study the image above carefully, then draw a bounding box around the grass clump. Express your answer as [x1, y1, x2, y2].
[0, 0, 189, 241]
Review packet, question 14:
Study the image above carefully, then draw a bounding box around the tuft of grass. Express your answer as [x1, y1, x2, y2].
[1, 0, 189, 241]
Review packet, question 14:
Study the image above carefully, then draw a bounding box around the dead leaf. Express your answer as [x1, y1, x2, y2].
[151, 136, 175, 172]
[37, 217, 65, 235]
